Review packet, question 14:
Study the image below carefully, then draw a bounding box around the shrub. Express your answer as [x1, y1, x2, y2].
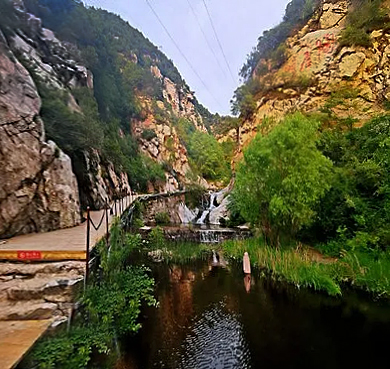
[154, 211, 170, 225]
[148, 226, 166, 249]
[339, 0, 388, 47]
[30, 222, 156, 368]
[141, 128, 157, 141]
[234, 113, 333, 245]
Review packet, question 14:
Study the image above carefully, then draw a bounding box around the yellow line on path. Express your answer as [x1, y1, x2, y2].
[0, 250, 86, 261]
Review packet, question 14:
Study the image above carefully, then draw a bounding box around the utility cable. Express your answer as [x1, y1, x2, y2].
[201, 0, 237, 84]
[185, 0, 227, 78]
[145, 0, 224, 110]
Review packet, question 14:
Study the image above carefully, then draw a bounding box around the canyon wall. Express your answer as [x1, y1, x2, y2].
[224, 0, 390, 154]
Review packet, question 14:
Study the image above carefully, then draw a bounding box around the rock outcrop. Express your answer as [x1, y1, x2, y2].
[133, 68, 210, 191]
[0, 1, 134, 237]
[0, 31, 80, 237]
[227, 0, 390, 153]
[78, 150, 131, 210]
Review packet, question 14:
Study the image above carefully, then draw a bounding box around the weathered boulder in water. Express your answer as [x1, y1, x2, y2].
[0, 32, 80, 238]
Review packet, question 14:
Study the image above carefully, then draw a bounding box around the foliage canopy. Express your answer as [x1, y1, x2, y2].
[234, 113, 333, 245]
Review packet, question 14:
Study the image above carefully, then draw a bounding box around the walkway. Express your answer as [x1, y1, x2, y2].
[0, 320, 52, 369]
[0, 196, 134, 261]
[0, 191, 185, 369]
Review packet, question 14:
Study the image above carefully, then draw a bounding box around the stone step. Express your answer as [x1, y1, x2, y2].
[0, 301, 59, 321]
[0, 261, 85, 278]
[1, 274, 83, 303]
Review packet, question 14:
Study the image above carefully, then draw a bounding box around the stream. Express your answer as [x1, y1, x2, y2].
[115, 254, 390, 369]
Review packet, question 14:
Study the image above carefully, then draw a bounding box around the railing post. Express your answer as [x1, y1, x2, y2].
[84, 207, 91, 290]
[105, 202, 109, 248]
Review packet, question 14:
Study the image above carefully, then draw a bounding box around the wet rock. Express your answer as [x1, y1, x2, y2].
[209, 196, 230, 225]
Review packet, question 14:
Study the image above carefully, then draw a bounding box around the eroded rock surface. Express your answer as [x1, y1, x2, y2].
[0, 32, 80, 238]
[222, 0, 390, 155]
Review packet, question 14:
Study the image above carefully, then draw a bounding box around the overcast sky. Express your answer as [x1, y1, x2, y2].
[84, 0, 290, 115]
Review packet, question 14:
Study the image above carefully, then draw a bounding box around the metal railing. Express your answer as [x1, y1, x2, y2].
[84, 190, 133, 287]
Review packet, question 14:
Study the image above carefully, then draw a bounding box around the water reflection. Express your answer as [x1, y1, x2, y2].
[118, 256, 390, 369]
[244, 274, 251, 294]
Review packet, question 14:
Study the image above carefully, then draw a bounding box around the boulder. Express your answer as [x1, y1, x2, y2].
[339, 52, 366, 78]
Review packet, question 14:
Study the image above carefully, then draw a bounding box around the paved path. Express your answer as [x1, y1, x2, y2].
[0, 196, 134, 260]
[0, 320, 52, 369]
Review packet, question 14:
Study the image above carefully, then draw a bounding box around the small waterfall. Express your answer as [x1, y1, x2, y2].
[200, 230, 220, 243]
[197, 192, 217, 225]
[197, 210, 210, 224]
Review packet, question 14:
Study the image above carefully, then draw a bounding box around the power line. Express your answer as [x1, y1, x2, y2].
[185, 0, 227, 79]
[144, 0, 224, 110]
[201, 0, 237, 84]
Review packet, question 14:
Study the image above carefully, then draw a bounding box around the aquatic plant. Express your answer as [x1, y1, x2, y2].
[222, 238, 341, 296]
[222, 238, 390, 298]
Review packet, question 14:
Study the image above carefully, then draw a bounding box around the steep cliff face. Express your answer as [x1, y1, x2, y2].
[133, 66, 209, 192]
[0, 31, 80, 237]
[230, 0, 390, 152]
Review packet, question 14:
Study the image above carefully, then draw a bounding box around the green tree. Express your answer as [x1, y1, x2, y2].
[188, 131, 229, 181]
[234, 113, 333, 245]
[305, 115, 390, 252]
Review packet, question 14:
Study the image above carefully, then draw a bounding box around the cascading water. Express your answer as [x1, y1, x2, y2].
[199, 230, 220, 243]
[196, 192, 217, 225]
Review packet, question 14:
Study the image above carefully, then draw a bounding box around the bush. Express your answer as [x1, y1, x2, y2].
[154, 211, 170, 225]
[188, 131, 230, 182]
[339, 0, 388, 47]
[30, 222, 156, 368]
[185, 183, 206, 209]
[303, 114, 390, 252]
[234, 113, 333, 245]
[141, 128, 157, 141]
[148, 226, 166, 249]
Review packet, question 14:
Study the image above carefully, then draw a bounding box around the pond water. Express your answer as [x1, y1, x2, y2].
[116, 255, 390, 369]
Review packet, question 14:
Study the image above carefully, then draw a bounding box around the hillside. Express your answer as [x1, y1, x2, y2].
[224, 0, 390, 285]
[0, 0, 231, 238]
[225, 0, 390, 153]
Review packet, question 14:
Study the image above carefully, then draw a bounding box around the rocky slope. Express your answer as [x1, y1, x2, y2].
[0, 0, 215, 238]
[227, 0, 390, 153]
[132, 70, 208, 192]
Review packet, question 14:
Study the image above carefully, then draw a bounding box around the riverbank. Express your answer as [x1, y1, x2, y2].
[220, 238, 390, 297]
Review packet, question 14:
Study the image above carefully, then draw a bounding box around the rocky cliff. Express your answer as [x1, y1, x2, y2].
[132, 67, 209, 192]
[228, 0, 390, 153]
[0, 30, 80, 237]
[0, 0, 217, 237]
